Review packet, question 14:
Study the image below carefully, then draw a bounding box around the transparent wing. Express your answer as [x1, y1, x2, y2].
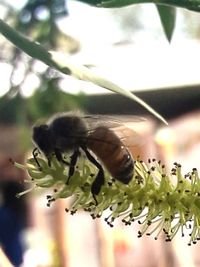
[83, 114, 145, 147]
[81, 127, 144, 147]
[83, 114, 146, 130]
[113, 126, 144, 147]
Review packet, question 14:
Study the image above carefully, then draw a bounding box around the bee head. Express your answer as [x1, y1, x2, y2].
[32, 124, 54, 155]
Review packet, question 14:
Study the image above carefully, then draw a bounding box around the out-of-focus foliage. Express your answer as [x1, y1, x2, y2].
[14, 0, 79, 53]
[0, 0, 82, 128]
[0, 93, 27, 125]
[0, 72, 86, 125]
[27, 73, 86, 122]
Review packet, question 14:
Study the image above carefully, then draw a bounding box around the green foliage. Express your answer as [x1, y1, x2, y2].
[156, 5, 176, 42]
[0, 77, 85, 126]
[27, 76, 85, 122]
[81, 0, 200, 11]
[0, 93, 27, 125]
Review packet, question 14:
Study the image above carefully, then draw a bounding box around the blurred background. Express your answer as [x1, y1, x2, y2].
[0, 0, 200, 266]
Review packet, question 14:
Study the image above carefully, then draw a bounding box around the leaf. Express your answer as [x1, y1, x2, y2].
[0, 19, 167, 124]
[79, 0, 200, 12]
[51, 53, 168, 125]
[156, 5, 176, 42]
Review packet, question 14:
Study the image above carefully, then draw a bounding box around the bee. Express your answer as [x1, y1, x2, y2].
[32, 112, 143, 204]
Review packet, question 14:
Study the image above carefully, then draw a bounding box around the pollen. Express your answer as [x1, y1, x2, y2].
[13, 154, 200, 245]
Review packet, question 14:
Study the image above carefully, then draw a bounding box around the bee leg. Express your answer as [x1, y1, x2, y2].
[32, 147, 41, 170]
[67, 149, 80, 184]
[81, 147, 104, 205]
[54, 148, 70, 166]
[47, 156, 52, 167]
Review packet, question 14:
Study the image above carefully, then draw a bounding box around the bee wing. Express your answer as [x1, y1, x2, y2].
[82, 114, 145, 147]
[82, 126, 144, 147]
[113, 126, 144, 147]
[83, 114, 145, 130]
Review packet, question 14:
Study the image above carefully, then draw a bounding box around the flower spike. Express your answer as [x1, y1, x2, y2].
[13, 153, 200, 245]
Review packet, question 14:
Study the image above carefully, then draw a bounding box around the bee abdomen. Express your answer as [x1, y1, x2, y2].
[88, 126, 134, 184]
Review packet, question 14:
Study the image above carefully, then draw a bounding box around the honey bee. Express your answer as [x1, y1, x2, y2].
[32, 112, 143, 204]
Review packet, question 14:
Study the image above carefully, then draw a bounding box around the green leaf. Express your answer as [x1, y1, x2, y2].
[77, 0, 102, 4]
[51, 53, 168, 125]
[156, 5, 176, 42]
[79, 0, 200, 12]
[0, 19, 167, 124]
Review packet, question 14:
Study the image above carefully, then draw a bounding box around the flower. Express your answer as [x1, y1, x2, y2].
[13, 154, 200, 245]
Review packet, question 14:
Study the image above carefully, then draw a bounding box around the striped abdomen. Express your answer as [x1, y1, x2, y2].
[87, 126, 134, 184]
